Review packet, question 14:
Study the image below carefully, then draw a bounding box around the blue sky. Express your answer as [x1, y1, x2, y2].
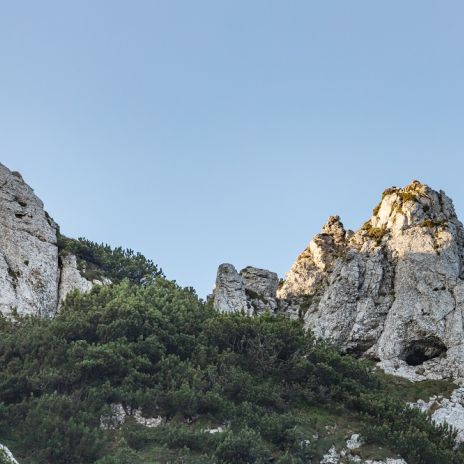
[1, 1, 463, 297]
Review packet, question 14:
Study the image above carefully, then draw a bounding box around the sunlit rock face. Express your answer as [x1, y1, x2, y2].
[294, 181, 464, 380]
[277, 215, 349, 299]
[213, 181, 464, 380]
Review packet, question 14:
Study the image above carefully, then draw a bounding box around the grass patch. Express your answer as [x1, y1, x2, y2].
[355, 443, 399, 461]
[362, 222, 387, 242]
[379, 374, 456, 403]
[421, 219, 448, 229]
[399, 191, 418, 203]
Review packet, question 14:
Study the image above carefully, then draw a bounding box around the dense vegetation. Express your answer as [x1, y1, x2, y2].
[57, 235, 163, 284]
[0, 245, 463, 463]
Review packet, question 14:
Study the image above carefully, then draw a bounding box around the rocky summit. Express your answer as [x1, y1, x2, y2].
[212, 180, 464, 381]
[0, 163, 95, 318]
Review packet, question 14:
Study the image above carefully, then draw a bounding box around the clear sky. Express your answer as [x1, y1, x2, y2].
[1, 1, 463, 297]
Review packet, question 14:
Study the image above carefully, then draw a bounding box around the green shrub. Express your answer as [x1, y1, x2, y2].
[399, 191, 417, 203]
[362, 222, 387, 241]
[94, 443, 143, 464]
[0, 247, 463, 463]
[215, 428, 272, 464]
[57, 235, 163, 284]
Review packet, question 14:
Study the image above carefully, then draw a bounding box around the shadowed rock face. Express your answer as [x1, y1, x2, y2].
[0, 164, 93, 318]
[212, 181, 464, 380]
[58, 254, 93, 305]
[0, 164, 60, 317]
[212, 264, 280, 315]
[212, 263, 250, 314]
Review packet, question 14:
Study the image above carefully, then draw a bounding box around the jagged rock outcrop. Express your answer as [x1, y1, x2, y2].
[240, 266, 280, 313]
[290, 181, 464, 380]
[212, 264, 250, 314]
[0, 163, 95, 318]
[278, 215, 350, 299]
[212, 264, 280, 315]
[212, 181, 464, 380]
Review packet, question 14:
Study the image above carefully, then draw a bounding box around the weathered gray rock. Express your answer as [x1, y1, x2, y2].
[211, 264, 286, 315]
[0, 443, 19, 464]
[240, 266, 280, 313]
[213, 181, 464, 381]
[321, 446, 341, 464]
[212, 263, 250, 314]
[321, 434, 406, 464]
[58, 254, 93, 305]
[278, 181, 464, 380]
[100, 403, 165, 430]
[364, 460, 407, 464]
[0, 164, 97, 318]
[410, 386, 464, 443]
[240, 266, 279, 298]
[346, 433, 363, 450]
[0, 163, 60, 318]
[212, 264, 281, 315]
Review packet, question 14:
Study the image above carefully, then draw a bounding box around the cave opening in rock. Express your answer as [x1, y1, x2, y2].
[401, 338, 447, 366]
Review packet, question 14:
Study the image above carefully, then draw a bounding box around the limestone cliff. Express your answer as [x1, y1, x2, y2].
[212, 181, 464, 381]
[0, 163, 93, 318]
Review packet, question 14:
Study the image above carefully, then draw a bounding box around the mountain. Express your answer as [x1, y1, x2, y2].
[2, 167, 464, 464]
[212, 181, 464, 382]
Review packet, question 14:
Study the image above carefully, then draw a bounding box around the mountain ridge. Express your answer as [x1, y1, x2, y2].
[212, 180, 464, 383]
[2, 165, 464, 463]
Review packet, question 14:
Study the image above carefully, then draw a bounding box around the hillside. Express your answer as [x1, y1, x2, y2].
[1, 167, 464, 463]
[1, 277, 462, 464]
